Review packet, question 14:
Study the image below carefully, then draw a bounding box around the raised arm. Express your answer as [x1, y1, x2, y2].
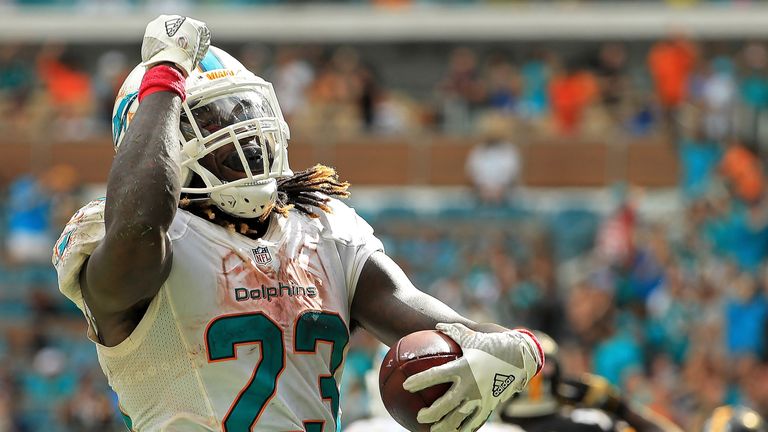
[82, 90, 181, 327]
[352, 251, 543, 432]
[80, 16, 210, 346]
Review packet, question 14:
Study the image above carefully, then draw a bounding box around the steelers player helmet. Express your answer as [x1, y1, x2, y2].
[111, 46, 292, 219]
[500, 332, 561, 420]
[704, 406, 767, 432]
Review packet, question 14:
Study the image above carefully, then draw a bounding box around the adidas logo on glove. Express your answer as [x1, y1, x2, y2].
[492, 373, 516, 397]
[165, 17, 186, 37]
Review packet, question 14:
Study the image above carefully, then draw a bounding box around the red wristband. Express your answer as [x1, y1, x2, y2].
[139, 65, 186, 103]
[515, 328, 545, 375]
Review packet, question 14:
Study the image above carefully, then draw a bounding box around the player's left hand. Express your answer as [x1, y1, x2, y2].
[403, 323, 544, 432]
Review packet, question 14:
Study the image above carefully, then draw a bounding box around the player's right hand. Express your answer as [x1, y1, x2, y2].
[141, 15, 211, 77]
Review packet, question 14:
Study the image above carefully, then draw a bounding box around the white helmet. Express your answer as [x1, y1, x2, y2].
[111, 46, 292, 219]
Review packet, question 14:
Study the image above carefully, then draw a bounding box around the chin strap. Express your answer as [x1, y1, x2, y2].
[209, 180, 278, 219]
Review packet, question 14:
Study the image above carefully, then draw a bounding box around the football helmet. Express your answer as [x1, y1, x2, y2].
[112, 46, 292, 218]
[704, 406, 767, 432]
[500, 332, 560, 420]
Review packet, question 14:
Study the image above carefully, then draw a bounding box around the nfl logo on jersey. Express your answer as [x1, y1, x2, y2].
[252, 246, 272, 265]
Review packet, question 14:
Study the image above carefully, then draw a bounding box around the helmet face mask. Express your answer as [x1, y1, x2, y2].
[180, 79, 290, 189]
[112, 47, 292, 219]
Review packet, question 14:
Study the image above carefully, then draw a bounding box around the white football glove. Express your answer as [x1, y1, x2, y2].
[403, 323, 543, 432]
[141, 15, 211, 77]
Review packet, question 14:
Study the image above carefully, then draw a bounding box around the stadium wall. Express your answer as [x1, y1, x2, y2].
[0, 137, 678, 187]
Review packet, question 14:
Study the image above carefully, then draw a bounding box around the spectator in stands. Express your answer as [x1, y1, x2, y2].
[93, 50, 129, 128]
[5, 164, 79, 267]
[678, 110, 723, 200]
[308, 47, 365, 136]
[484, 53, 518, 114]
[370, 90, 417, 134]
[21, 347, 76, 430]
[682, 351, 732, 430]
[518, 48, 552, 119]
[0, 389, 28, 432]
[5, 172, 54, 265]
[61, 371, 118, 432]
[646, 264, 696, 364]
[496, 251, 564, 338]
[720, 140, 765, 205]
[595, 191, 637, 269]
[739, 42, 768, 147]
[465, 113, 520, 205]
[724, 272, 768, 359]
[595, 42, 629, 122]
[702, 193, 768, 272]
[648, 32, 698, 140]
[438, 47, 485, 134]
[566, 279, 644, 389]
[0, 44, 35, 136]
[548, 59, 599, 136]
[36, 44, 95, 141]
[340, 331, 380, 425]
[43, 163, 80, 233]
[701, 55, 737, 142]
[740, 362, 768, 419]
[272, 47, 314, 122]
[239, 44, 270, 76]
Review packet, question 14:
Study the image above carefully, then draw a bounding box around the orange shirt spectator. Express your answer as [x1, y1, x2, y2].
[37, 53, 93, 109]
[720, 143, 765, 203]
[549, 69, 598, 135]
[648, 37, 697, 108]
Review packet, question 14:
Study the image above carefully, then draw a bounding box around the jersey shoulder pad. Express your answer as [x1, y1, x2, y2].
[314, 198, 378, 247]
[52, 198, 107, 308]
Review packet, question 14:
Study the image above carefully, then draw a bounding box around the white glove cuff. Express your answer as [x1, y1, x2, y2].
[510, 329, 545, 374]
[142, 49, 193, 76]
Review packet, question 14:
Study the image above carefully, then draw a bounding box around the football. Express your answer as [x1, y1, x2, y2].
[379, 330, 463, 432]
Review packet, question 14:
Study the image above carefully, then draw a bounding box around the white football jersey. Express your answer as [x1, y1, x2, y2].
[53, 198, 383, 432]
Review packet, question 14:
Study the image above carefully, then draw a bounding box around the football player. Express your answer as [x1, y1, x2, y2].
[481, 333, 682, 432]
[52, 15, 543, 432]
[703, 406, 767, 432]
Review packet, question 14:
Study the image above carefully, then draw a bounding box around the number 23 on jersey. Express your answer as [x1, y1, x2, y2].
[205, 310, 349, 432]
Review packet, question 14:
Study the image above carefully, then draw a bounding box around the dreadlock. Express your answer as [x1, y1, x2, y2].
[180, 164, 350, 237]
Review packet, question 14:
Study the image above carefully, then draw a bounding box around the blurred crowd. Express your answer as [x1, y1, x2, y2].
[3, 142, 768, 431]
[4, 34, 768, 431]
[0, 164, 120, 431]
[6, 35, 768, 148]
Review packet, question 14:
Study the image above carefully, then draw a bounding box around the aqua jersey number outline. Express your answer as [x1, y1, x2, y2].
[205, 311, 349, 432]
